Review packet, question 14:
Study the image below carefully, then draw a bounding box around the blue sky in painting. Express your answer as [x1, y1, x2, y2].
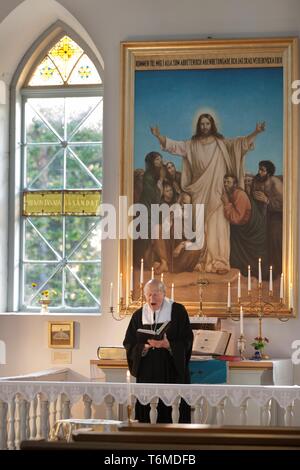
[134, 67, 283, 175]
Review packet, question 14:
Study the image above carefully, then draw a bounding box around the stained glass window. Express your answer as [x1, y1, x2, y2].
[28, 36, 101, 86]
[19, 33, 103, 313]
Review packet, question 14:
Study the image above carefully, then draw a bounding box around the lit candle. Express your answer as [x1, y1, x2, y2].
[151, 267, 154, 280]
[227, 282, 231, 309]
[280, 273, 284, 299]
[240, 306, 244, 336]
[258, 258, 262, 284]
[126, 369, 131, 406]
[160, 272, 164, 283]
[140, 259, 144, 284]
[130, 265, 133, 292]
[237, 272, 241, 299]
[289, 283, 293, 309]
[248, 265, 251, 292]
[109, 282, 113, 308]
[171, 283, 174, 301]
[119, 273, 123, 301]
[269, 266, 273, 292]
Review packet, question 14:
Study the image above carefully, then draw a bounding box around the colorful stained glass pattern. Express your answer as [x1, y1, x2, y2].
[68, 54, 101, 84]
[28, 35, 101, 86]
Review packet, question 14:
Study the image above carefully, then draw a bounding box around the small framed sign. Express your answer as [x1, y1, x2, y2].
[48, 321, 74, 348]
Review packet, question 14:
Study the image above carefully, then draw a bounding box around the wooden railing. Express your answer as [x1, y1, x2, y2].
[0, 376, 300, 449]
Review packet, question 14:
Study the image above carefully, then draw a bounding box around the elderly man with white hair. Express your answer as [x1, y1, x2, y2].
[123, 279, 193, 423]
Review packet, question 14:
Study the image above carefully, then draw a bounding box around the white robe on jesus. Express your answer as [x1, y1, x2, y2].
[164, 136, 254, 273]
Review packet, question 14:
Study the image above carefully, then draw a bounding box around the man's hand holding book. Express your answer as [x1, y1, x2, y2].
[148, 333, 170, 350]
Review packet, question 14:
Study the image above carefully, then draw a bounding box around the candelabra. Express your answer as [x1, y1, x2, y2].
[228, 280, 293, 359]
[110, 283, 144, 321]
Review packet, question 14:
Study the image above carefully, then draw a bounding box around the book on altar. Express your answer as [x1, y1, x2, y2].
[192, 329, 231, 356]
[137, 321, 171, 343]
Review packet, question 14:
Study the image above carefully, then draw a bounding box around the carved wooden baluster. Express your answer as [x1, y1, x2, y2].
[239, 398, 249, 425]
[25, 401, 30, 440]
[83, 395, 92, 419]
[41, 399, 49, 439]
[216, 398, 226, 425]
[14, 394, 21, 450]
[171, 396, 181, 423]
[104, 395, 114, 420]
[35, 394, 42, 440]
[62, 397, 71, 419]
[29, 397, 37, 439]
[7, 397, 15, 450]
[49, 399, 57, 438]
[260, 399, 272, 426]
[149, 398, 159, 424]
[0, 400, 8, 450]
[19, 398, 27, 443]
[131, 396, 136, 420]
[284, 402, 295, 426]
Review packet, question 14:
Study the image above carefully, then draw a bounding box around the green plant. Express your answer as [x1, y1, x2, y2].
[251, 336, 269, 350]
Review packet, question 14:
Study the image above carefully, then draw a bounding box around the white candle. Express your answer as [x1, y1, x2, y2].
[248, 265, 251, 292]
[240, 306, 244, 336]
[151, 267, 154, 280]
[171, 283, 174, 301]
[258, 258, 262, 284]
[109, 282, 113, 308]
[237, 272, 241, 299]
[269, 266, 273, 292]
[289, 283, 293, 309]
[126, 369, 131, 406]
[130, 265, 133, 292]
[280, 273, 284, 299]
[227, 282, 231, 308]
[160, 273, 164, 283]
[140, 259, 144, 284]
[119, 273, 123, 301]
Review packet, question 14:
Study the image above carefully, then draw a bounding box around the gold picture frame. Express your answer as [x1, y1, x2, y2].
[48, 321, 74, 348]
[120, 37, 298, 317]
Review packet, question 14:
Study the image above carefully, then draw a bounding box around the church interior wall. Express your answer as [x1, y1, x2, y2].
[0, 0, 300, 379]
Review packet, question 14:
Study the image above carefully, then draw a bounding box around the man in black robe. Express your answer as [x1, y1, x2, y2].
[123, 279, 193, 423]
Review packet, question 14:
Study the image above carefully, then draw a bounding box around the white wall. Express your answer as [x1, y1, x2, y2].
[0, 0, 300, 378]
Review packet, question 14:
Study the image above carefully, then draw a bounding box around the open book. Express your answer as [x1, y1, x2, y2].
[137, 321, 170, 343]
[192, 329, 231, 356]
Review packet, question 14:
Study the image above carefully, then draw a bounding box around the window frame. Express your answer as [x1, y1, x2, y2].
[8, 22, 104, 314]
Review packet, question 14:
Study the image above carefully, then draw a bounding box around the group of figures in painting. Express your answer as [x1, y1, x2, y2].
[133, 113, 283, 281]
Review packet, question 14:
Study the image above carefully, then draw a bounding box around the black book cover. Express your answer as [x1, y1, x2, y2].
[136, 321, 170, 343]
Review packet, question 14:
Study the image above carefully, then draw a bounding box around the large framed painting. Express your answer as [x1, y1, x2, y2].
[120, 37, 298, 317]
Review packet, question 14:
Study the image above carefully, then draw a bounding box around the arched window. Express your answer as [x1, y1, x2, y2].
[10, 30, 103, 313]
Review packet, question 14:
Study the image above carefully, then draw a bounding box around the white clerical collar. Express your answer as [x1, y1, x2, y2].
[142, 297, 173, 325]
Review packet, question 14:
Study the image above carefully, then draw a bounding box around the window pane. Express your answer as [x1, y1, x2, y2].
[28, 56, 63, 86]
[68, 54, 102, 85]
[65, 217, 101, 261]
[66, 97, 102, 140]
[27, 98, 65, 140]
[25, 217, 63, 258]
[26, 145, 63, 189]
[65, 263, 101, 308]
[69, 145, 102, 184]
[48, 36, 83, 82]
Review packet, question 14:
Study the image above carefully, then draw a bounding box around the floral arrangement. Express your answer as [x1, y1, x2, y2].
[251, 336, 269, 351]
[31, 282, 57, 302]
